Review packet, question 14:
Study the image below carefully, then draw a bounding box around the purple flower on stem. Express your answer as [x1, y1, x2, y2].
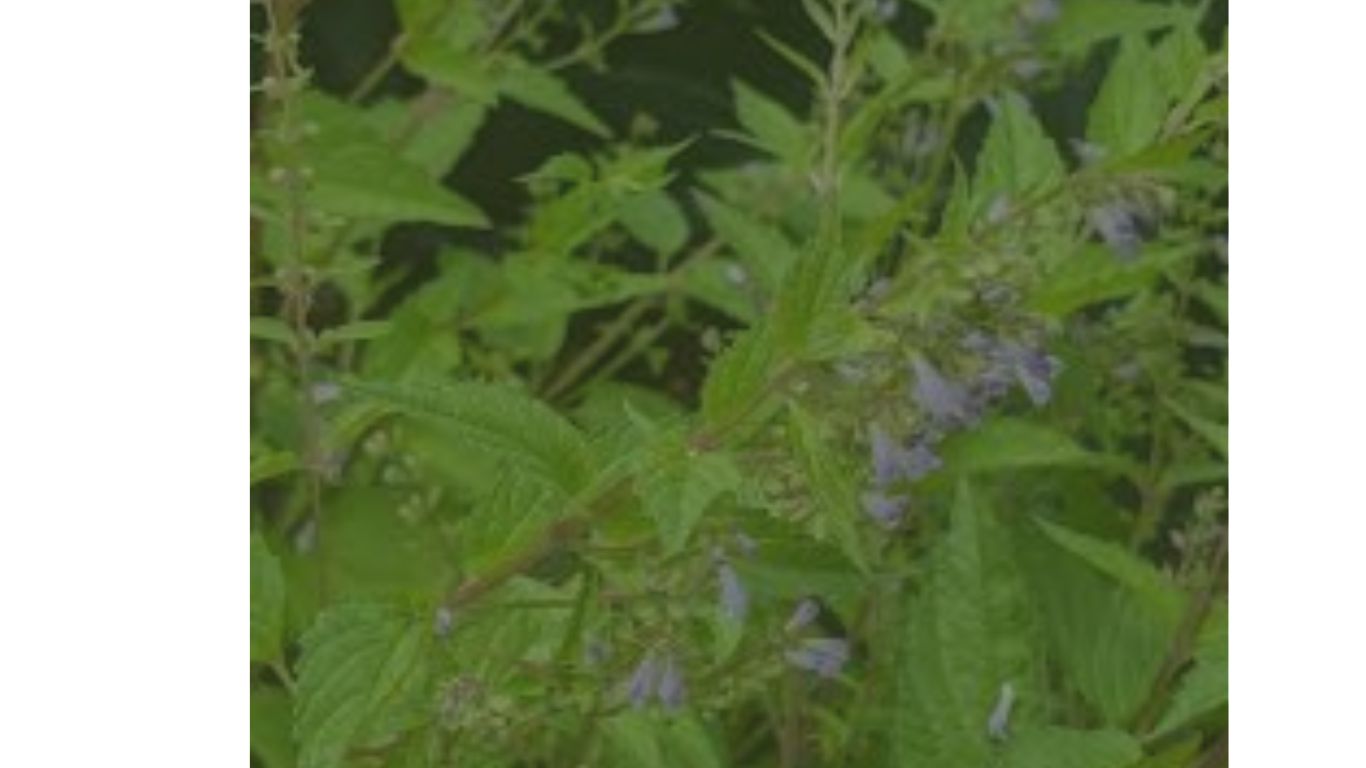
[626, 653, 659, 709]
[1088, 203, 1143, 261]
[870, 427, 943, 488]
[717, 561, 748, 621]
[785, 599, 821, 633]
[1013, 346, 1061, 406]
[911, 357, 975, 429]
[862, 491, 907, 529]
[657, 653, 686, 711]
[785, 638, 850, 678]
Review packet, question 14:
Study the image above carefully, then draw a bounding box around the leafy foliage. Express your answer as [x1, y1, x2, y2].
[251, 0, 1227, 764]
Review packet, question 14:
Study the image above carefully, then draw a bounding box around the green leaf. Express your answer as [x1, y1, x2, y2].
[294, 603, 431, 768]
[893, 480, 1040, 765]
[251, 533, 287, 663]
[941, 418, 1119, 474]
[251, 449, 300, 486]
[1047, 0, 1188, 55]
[1003, 727, 1142, 768]
[252, 317, 296, 346]
[1035, 518, 1185, 626]
[1163, 397, 1228, 459]
[771, 232, 855, 358]
[700, 327, 781, 431]
[619, 188, 690, 255]
[458, 472, 563, 574]
[1154, 604, 1227, 737]
[1030, 245, 1190, 317]
[367, 97, 490, 176]
[500, 61, 611, 137]
[251, 684, 297, 768]
[974, 92, 1064, 211]
[299, 93, 489, 228]
[352, 379, 593, 496]
[730, 80, 810, 162]
[1088, 36, 1168, 157]
[638, 438, 742, 555]
[316, 487, 455, 602]
[1155, 23, 1208, 107]
[599, 712, 725, 768]
[789, 404, 869, 572]
[695, 192, 798, 293]
[317, 320, 393, 348]
[1017, 525, 1171, 725]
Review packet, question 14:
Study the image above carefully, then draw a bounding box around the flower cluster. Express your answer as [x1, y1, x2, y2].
[781, 600, 850, 678]
[861, 335, 1060, 528]
[625, 650, 687, 711]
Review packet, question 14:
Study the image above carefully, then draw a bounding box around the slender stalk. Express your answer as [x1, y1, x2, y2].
[262, 0, 328, 586]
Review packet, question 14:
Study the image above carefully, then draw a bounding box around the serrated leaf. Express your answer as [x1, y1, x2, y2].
[458, 473, 563, 574]
[1003, 727, 1141, 768]
[352, 379, 593, 496]
[974, 92, 1064, 211]
[639, 436, 741, 555]
[789, 405, 868, 572]
[699, 326, 781, 430]
[252, 533, 287, 663]
[500, 61, 610, 137]
[771, 232, 856, 357]
[893, 481, 1040, 765]
[619, 188, 690, 255]
[1153, 604, 1227, 737]
[294, 603, 431, 768]
[299, 93, 489, 228]
[731, 80, 810, 163]
[1017, 525, 1171, 725]
[1088, 36, 1168, 157]
[694, 192, 798, 292]
[1035, 518, 1185, 626]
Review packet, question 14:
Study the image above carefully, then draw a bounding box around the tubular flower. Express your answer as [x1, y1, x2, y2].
[785, 638, 850, 678]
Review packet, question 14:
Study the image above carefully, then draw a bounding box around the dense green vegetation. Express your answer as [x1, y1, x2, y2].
[250, 0, 1228, 765]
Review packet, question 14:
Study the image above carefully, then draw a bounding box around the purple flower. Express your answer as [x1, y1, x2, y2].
[966, 335, 1062, 408]
[986, 681, 1016, 740]
[785, 638, 849, 678]
[626, 654, 659, 709]
[911, 357, 975, 429]
[1088, 203, 1143, 261]
[657, 653, 686, 711]
[717, 561, 748, 621]
[1013, 346, 1061, 406]
[785, 599, 821, 633]
[734, 531, 758, 558]
[870, 426, 943, 488]
[862, 491, 907, 529]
